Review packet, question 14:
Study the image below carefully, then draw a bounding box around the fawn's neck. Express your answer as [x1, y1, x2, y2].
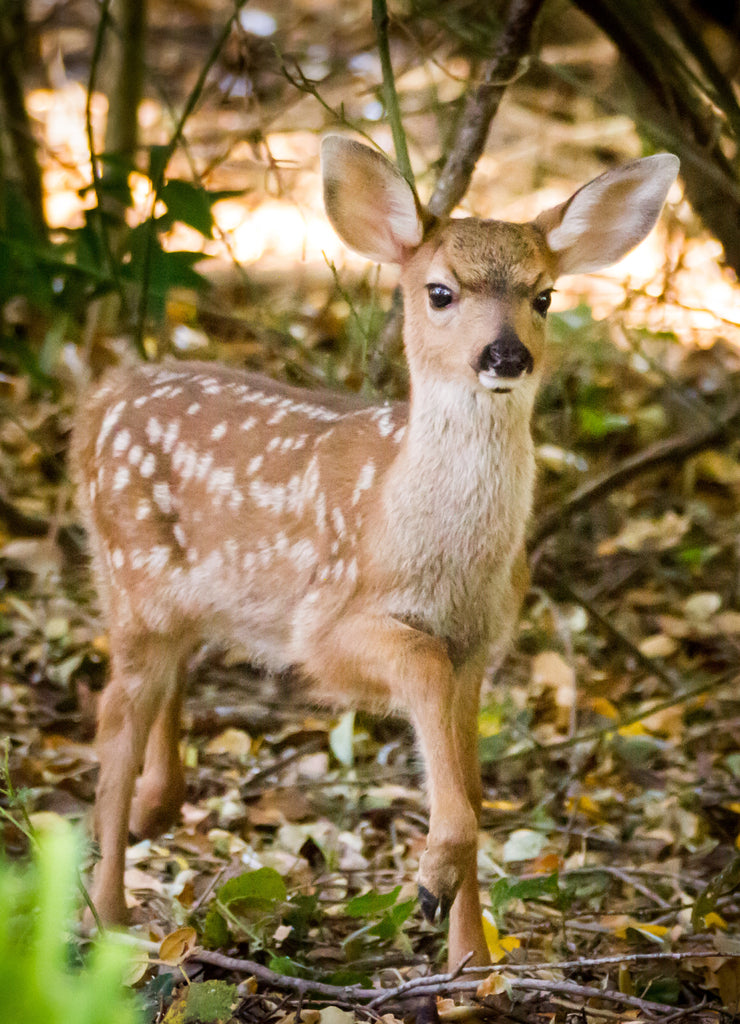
[371, 375, 537, 653]
[394, 373, 536, 524]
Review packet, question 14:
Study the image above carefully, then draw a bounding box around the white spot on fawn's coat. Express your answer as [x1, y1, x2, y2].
[96, 400, 126, 456]
[153, 481, 173, 514]
[352, 459, 375, 505]
[146, 417, 163, 445]
[113, 466, 130, 492]
[112, 429, 131, 457]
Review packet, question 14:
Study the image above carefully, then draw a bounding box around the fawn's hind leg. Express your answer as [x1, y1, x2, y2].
[91, 630, 188, 925]
[128, 659, 188, 838]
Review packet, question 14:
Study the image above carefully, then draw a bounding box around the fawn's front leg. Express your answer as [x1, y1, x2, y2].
[446, 659, 490, 967]
[305, 614, 482, 960]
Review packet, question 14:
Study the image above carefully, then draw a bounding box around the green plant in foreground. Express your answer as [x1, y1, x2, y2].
[0, 820, 142, 1024]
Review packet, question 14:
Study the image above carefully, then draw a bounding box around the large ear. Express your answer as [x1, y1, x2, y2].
[321, 135, 424, 264]
[535, 154, 679, 277]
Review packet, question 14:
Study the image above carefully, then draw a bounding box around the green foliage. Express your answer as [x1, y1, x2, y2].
[202, 868, 414, 974]
[0, 153, 235, 380]
[343, 885, 415, 957]
[345, 884, 402, 917]
[202, 866, 287, 948]
[0, 822, 141, 1024]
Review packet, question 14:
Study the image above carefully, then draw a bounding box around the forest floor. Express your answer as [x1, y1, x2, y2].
[2, 1, 740, 1021]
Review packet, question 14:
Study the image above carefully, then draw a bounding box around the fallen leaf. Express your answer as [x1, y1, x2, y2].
[482, 915, 521, 963]
[531, 650, 575, 704]
[683, 592, 722, 621]
[638, 633, 678, 658]
[476, 972, 508, 997]
[598, 511, 690, 555]
[502, 828, 547, 863]
[160, 926, 198, 965]
[205, 728, 252, 757]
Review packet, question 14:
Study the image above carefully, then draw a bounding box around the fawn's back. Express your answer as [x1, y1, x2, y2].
[74, 365, 398, 683]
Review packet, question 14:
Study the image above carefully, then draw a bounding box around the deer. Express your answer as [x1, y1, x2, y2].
[71, 136, 679, 967]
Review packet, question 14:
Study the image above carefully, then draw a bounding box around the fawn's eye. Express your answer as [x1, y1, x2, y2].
[426, 284, 454, 310]
[533, 289, 553, 317]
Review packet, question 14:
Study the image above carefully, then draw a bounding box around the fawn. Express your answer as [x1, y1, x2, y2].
[72, 136, 678, 966]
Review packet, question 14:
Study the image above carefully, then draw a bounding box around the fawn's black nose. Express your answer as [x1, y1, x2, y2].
[475, 327, 534, 379]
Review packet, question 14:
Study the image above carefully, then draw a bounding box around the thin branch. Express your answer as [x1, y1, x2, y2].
[372, 0, 415, 193]
[427, 0, 546, 218]
[134, 0, 252, 351]
[191, 947, 379, 1002]
[493, 667, 737, 764]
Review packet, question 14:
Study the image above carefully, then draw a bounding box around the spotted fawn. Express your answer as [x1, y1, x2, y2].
[72, 137, 678, 966]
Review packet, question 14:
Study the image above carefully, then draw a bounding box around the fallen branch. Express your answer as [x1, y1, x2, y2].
[191, 947, 378, 1002]
[530, 395, 740, 553]
[189, 945, 731, 1014]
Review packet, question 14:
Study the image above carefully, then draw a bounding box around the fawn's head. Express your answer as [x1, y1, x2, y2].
[322, 137, 678, 396]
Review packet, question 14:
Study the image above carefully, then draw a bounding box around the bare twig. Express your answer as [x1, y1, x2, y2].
[191, 947, 379, 1002]
[493, 667, 738, 764]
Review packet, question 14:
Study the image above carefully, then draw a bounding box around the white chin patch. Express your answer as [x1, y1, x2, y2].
[478, 370, 515, 393]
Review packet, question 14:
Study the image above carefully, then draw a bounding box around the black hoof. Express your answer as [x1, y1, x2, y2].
[439, 894, 452, 921]
[418, 884, 439, 923]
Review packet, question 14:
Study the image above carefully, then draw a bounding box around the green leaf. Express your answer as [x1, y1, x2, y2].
[328, 968, 373, 988]
[217, 866, 287, 908]
[267, 955, 311, 978]
[346, 885, 402, 918]
[642, 977, 681, 1005]
[159, 179, 215, 236]
[478, 731, 512, 763]
[201, 904, 230, 949]
[490, 872, 560, 920]
[578, 407, 630, 439]
[369, 897, 416, 939]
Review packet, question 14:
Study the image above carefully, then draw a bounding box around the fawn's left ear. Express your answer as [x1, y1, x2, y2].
[536, 154, 680, 277]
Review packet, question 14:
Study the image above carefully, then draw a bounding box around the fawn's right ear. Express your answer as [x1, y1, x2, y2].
[322, 136, 424, 264]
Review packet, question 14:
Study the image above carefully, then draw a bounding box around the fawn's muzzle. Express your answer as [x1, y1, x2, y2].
[475, 328, 534, 383]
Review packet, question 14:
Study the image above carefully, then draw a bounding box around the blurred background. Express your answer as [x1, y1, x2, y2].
[1, 0, 740, 1007]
